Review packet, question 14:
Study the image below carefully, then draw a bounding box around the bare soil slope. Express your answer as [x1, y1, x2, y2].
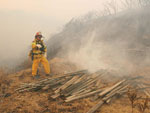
[0, 58, 150, 113]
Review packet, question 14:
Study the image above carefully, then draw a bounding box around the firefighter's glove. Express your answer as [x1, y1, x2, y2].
[36, 44, 42, 48]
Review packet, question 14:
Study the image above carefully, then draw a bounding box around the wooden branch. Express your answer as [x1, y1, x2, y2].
[55, 76, 79, 94]
[138, 84, 150, 97]
[98, 79, 126, 97]
[86, 83, 128, 113]
[65, 88, 105, 102]
[51, 76, 79, 99]
[61, 77, 92, 96]
[63, 71, 107, 96]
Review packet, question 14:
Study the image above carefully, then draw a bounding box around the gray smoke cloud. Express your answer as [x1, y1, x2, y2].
[47, 6, 150, 74]
[1, 0, 150, 74]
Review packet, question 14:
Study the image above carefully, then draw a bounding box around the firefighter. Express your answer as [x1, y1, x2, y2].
[30, 32, 51, 79]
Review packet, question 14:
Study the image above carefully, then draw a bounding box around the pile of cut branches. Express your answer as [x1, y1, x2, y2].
[16, 69, 144, 113]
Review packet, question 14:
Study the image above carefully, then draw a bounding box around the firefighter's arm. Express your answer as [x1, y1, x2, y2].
[32, 42, 37, 49]
[32, 42, 42, 49]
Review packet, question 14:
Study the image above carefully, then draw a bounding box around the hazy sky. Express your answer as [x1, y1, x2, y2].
[0, 0, 113, 62]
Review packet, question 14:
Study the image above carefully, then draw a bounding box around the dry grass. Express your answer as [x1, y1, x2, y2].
[1, 60, 150, 113]
[136, 97, 150, 113]
[0, 68, 11, 96]
[127, 87, 150, 113]
[127, 87, 139, 113]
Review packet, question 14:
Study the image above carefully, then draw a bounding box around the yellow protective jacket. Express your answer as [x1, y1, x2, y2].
[30, 39, 47, 59]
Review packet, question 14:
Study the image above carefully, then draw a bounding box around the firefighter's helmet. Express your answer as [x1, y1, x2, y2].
[35, 32, 42, 38]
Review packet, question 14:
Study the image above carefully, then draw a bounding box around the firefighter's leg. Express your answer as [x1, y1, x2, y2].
[41, 56, 50, 74]
[32, 58, 40, 76]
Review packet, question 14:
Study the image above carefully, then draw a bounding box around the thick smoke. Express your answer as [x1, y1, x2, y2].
[47, 6, 150, 73]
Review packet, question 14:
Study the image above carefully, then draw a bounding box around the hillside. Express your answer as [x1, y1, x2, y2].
[1, 58, 150, 113]
[1, 5, 150, 113]
[46, 6, 150, 72]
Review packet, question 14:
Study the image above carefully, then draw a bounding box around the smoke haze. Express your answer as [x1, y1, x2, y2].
[0, 0, 107, 67]
[1, 0, 150, 73]
[47, 6, 150, 73]
[0, 11, 56, 67]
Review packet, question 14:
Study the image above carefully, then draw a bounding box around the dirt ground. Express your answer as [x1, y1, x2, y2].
[0, 58, 150, 113]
